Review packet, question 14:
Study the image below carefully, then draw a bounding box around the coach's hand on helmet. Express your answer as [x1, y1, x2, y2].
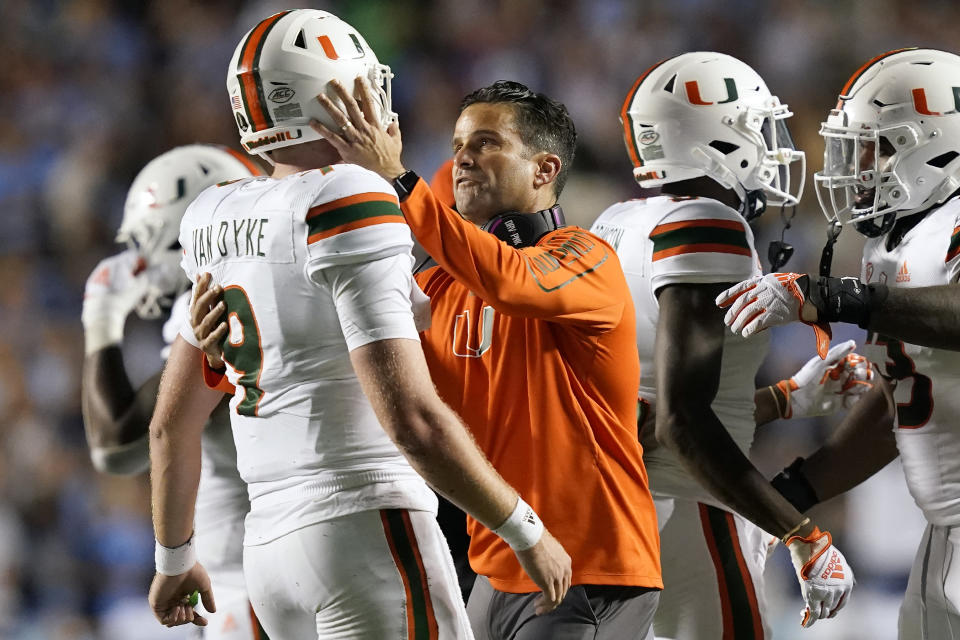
[514, 530, 573, 615]
[190, 272, 227, 370]
[312, 76, 407, 182]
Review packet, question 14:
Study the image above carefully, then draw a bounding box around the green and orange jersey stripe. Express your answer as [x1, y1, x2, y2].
[836, 48, 916, 107]
[650, 218, 751, 261]
[306, 192, 405, 243]
[380, 510, 439, 640]
[621, 58, 669, 168]
[699, 504, 765, 640]
[236, 11, 292, 132]
[946, 225, 960, 262]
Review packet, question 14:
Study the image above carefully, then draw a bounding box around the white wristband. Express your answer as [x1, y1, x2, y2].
[155, 534, 197, 576]
[492, 497, 544, 551]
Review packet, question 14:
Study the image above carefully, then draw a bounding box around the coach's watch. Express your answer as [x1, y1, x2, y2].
[392, 170, 420, 202]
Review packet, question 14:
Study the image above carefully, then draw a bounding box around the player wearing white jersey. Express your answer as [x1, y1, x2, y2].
[80, 144, 267, 640]
[147, 9, 570, 639]
[717, 48, 960, 638]
[592, 52, 858, 636]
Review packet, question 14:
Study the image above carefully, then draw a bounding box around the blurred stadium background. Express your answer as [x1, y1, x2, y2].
[1, 0, 952, 637]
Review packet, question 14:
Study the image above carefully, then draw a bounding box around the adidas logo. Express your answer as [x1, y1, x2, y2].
[821, 550, 845, 580]
[896, 262, 911, 282]
[522, 508, 537, 526]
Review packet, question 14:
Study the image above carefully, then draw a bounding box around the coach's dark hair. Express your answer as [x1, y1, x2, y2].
[460, 80, 577, 197]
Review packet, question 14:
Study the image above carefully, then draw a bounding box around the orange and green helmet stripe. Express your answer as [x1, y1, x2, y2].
[621, 58, 669, 168]
[216, 144, 265, 175]
[836, 47, 916, 106]
[236, 11, 293, 133]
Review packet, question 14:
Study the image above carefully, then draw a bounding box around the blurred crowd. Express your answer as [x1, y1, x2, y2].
[2, 0, 955, 637]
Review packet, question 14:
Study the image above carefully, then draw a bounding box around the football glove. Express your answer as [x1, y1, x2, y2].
[716, 273, 832, 358]
[82, 250, 149, 354]
[776, 340, 874, 418]
[786, 526, 854, 628]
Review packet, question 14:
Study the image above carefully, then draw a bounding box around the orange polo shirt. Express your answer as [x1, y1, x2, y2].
[404, 179, 661, 593]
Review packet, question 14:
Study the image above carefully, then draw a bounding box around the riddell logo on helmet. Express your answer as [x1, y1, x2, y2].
[244, 129, 304, 150]
[637, 170, 665, 181]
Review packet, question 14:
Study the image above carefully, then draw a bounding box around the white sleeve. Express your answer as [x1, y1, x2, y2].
[649, 199, 760, 293]
[303, 166, 412, 272]
[312, 252, 423, 352]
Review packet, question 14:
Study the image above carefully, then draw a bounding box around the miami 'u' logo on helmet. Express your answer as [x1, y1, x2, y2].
[911, 87, 960, 116]
[685, 78, 738, 106]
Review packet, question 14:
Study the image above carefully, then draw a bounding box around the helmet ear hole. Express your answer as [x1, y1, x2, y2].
[927, 151, 959, 169]
[708, 140, 739, 155]
[740, 159, 749, 168]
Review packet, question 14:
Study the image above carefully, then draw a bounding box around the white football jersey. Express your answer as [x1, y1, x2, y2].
[860, 196, 960, 526]
[591, 195, 768, 506]
[178, 164, 436, 545]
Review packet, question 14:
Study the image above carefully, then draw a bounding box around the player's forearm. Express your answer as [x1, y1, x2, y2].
[82, 348, 159, 473]
[391, 402, 518, 530]
[149, 338, 223, 545]
[867, 285, 960, 349]
[754, 385, 787, 427]
[150, 428, 202, 547]
[82, 347, 138, 431]
[657, 408, 810, 538]
[796, 383, 898, 503]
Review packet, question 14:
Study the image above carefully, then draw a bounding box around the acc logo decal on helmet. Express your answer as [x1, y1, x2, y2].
[268, 87, 296, 103]
[638, 131, 659, 145]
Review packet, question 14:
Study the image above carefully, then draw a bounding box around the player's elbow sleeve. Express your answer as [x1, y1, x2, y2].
[89, 435, 150, 475]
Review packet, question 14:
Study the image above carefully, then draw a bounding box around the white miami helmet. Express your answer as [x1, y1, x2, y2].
[117, 144, 262, 318]
[620, 52, 805, 218]
[816, 48, 960, 237]
[227, 9, 394, 159]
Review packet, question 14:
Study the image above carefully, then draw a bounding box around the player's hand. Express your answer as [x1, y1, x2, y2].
[785, 527, 854, 628]
[311, 76, 407, 181]
[778, 340, 874, 418]
[82, 249, 150, 354]
[513, 529, 572, 615]
[190, 273, 227, 370]
[716, 273, 832, 358]
[148, 563, 216, 628]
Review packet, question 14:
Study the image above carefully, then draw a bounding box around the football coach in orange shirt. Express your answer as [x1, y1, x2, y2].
[317, 77, 662, 640]
[194, 77, 663, 638]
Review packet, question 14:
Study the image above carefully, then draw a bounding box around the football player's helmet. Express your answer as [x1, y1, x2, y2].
[226, 9, 394, 159]
[620, 52, 805, 218]
[116, 144, 262, 318]
[816, 48, 960, 237]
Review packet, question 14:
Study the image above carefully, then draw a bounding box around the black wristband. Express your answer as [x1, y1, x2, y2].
[392, 170, 420, 203]
[807, 275, 873, 328]
[771, 457, 820, 512]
